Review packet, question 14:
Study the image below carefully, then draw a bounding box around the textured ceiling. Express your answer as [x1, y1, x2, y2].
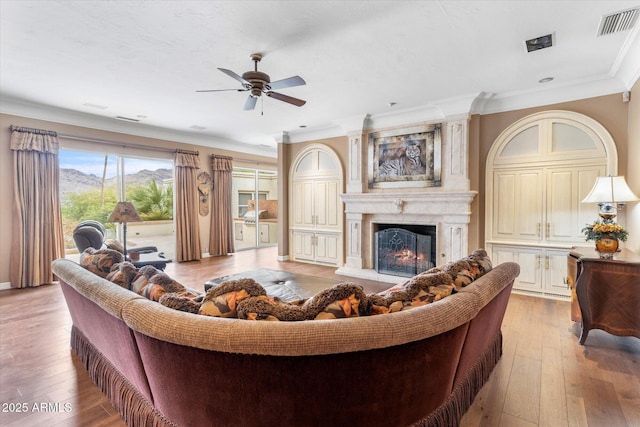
[1, 1, 639, 155]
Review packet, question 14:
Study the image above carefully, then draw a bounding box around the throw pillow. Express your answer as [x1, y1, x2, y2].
[105, 239, 124, 254]
[159, 293, 204, 314]
[130, 265, 162, 295]
[199, 279, 267, 318]
[105, 261, 139, 289]
[302, 283, 370, 320]
[141, 272, 197, 302]
[79, 247, 124, 278]
[236, 295, 306, 321]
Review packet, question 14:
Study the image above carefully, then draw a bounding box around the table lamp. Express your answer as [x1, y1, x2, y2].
[581, 175, 639, 220]
[107, 201, 143, 260]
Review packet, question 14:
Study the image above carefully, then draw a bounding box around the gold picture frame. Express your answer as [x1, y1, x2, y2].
[367, 123, 442, 189]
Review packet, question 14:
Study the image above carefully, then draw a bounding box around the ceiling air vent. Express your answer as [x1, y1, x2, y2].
[115, 116, 140, 122]
[525, 33, 554, 52]
[597, 8, 639, 36]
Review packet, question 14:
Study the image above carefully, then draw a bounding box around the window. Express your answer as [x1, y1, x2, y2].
[232, 168, 278, 250]
[59, 149, 174, 260]
[237, 191, 268, 217]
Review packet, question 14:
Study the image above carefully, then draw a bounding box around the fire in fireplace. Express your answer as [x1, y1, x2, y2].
[374, 224, 436, 277]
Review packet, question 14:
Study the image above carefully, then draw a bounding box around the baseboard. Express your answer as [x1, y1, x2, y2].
[0, 282, 12, 291]
[277, 255, 289, 262]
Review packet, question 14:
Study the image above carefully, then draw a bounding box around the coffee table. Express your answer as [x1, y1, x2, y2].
[205, 269, 339, 301]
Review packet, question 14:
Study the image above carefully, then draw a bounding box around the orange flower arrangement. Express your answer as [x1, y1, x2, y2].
[582, 219, 629, 242]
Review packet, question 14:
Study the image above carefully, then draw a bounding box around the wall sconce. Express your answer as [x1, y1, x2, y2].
[581, 176, 639, 220]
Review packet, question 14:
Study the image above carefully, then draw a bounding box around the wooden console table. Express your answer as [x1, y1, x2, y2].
[567, 247, 640, 344]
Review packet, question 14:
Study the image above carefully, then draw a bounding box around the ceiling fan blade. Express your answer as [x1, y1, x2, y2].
[267, 91, 306, 107]
[196, 88, 248, 93]
[218, 68, 251, 86]
[268, 75, 306, 90]
[243, 95, 258, 111]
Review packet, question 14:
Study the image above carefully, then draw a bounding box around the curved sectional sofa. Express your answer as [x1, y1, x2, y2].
[52, 256, 519, 427]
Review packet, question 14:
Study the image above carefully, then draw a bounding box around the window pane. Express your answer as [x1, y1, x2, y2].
[501, 126, 539, 157]
[318, 151, 338, 170]
[552, 123, 597, 152]
[59, 150, 118, 257]
[124, 157, 174, 259]
[296, 152, 314, 172]
[233, 167, 278, 250]
[60, 149, 175, 261]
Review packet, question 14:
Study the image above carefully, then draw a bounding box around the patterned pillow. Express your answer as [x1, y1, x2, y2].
[159, 293, 204, 314]
[79, 247, 124, 278]
[468, 249, 493, 276]
[302, 283, 370, 320]
[236, 295, 306, 321]
[105, 261, 139, 289]
[130, 265, 161, 295]
[140, 272, 196, 302]
[199, 279, 266, 318]
[105, 239, 124, 254]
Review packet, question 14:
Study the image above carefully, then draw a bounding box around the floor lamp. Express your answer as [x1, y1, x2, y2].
[107, 201, 143, 260]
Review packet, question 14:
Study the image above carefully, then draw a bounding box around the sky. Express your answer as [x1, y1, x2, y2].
[59, 149, 172, 178]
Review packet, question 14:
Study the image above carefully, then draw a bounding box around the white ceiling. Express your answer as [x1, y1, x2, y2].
[1, 1, 639, 156]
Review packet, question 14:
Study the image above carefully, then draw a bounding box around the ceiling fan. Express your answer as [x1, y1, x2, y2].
[197, 53, 306, 111]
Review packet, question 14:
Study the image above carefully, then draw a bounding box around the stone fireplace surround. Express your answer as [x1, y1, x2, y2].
[336, 115, 476, 283]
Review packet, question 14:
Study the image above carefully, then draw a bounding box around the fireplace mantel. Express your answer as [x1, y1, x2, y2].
[341, 192, 476, 218]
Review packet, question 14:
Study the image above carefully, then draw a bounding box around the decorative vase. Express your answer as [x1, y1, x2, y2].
[595, 233, 619, 259]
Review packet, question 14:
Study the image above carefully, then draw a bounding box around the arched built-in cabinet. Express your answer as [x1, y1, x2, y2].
[289, 144, 343, 266]
[485, 111, 617, 298]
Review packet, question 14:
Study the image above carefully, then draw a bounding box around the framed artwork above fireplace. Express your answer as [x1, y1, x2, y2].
[367, 123, 442, 189]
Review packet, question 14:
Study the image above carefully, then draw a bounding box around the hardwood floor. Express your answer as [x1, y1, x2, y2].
[1, 246, 638, 426]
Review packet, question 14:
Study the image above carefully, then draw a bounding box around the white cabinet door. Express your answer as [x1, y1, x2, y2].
[493, 169, 543, 242]
[292, 181, 315, 228]
[546, 165, 604, 243]
[491, 245, 541, 292]
[544, 249, 571, 297]
[292, 231, 315, 263]
[315, 233, 340, 265]
[315, 180, 340, 231]
[490, 244, 571, 297]
[292, 231, 340, 266]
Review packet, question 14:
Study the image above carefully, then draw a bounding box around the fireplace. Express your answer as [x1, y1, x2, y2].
[335, 117, 477, 283]
[374, 224, 436, 277]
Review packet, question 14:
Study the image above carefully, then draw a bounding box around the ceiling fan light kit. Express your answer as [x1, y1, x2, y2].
[197, 53, 306, 111]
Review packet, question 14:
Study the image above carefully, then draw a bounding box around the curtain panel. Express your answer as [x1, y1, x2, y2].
[10, 126, 65, 288]
[174, 152, 202, 262]
[209, 155, 235, 256]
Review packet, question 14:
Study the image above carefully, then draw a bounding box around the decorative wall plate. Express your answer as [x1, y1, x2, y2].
[197, 171, 212, 216]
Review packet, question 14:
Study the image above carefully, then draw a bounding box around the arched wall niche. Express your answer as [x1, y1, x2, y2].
[288, 143, 344, 266]
[485, 110, 617, 299]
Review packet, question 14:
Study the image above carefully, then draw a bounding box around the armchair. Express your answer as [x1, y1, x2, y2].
[72, 220, 158, 255]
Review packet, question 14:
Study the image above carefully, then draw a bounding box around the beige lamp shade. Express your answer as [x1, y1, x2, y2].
[107, 201, 143, 223]
[582, 176, 640, 204]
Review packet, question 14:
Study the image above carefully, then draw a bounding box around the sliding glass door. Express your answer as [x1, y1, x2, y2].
[232, 168, 278, 250]
[59, 149, 174, 260]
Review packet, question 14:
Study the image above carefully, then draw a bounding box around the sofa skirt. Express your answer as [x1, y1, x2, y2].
[70, 326, 176, 427]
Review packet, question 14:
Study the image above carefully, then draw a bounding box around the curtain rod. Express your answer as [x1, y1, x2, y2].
[58, 133, 199, 156]
[10, 124, 58, 136]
